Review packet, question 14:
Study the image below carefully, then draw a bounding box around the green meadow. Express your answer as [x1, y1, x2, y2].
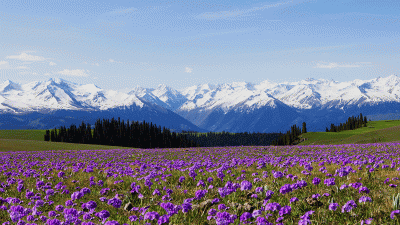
[1, 119, 400, 152]
[298, 120, 400, 146]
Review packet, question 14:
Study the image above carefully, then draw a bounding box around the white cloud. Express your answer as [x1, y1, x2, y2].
[185, 67, 193, 73]
[15, 66, 28, 69]
[0, 61, 27, 69]
[197, 1, 291, 20]
[108, 59, 122, 63]
[0, 61, 10, 69]
[49, 62, 57, 66]
[57, 69, 89, 77]
[6, 52, 46, 61]
[313, 62, 371, 69]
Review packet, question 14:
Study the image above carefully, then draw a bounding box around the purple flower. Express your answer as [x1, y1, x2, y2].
[273, 171, 284, 178]
[312, 177, 321, 185]
[209, 208, 217, 216]
[340, 184, 348, 190]
[104, 221, 120, 225]
[279, 184, 292, 195]
[158, 215, 169, 224]
[71, 191, 83, 201]
[48, 211, 57, 217]
[279, 205, 291, 216]
[144, 211, 160, 221]
[359, 186, 370, 194]
[129, 215, 138, 222]
[324, 178, 335, 186]
[195, 189, 208, 200]
[58, 172, 65, 178]
[240, 212, 252, 222]
[7, 205, 25, 222]
[107, 197, 122, 208]
[181, 203, 192, 213]
[361, 218, 373, 225]
[297, 180, 307, 188]
[252, 209, 262, 218]
[46, 189, 55, 196]
[341, 200, 357, 213]
[312, 194, 320, 199]
[359, 196, 372, 203]
[391, 210, 400, 219]
[46, 218, 62, 225]
[98, 210, 110, 219]
[255, 187, 264, 193]
[240, 180, 253, 191]
[80, 187, 91, 195]
[218, 204, 227, 210]
[265, 202, 281, 212]
[290, 197, 299, 203]
[55, 205, 64, 212]
[212, 198, 220, 204]
[85, 200, 97, 210]
[328, 203, 339, 211]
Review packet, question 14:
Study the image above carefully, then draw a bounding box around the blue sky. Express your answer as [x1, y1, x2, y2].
[1, 0, 399, 92]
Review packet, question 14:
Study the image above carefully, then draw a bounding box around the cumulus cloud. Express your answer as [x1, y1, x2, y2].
[313, 62, 371, 69]
[49, 62, 57, 66]
[185, 67, 193, 73]
[6, 52, 46, 61]
[57, 69, 89, 77]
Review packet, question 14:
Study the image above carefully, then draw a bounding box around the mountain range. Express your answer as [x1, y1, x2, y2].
[1, 75, 400, 133]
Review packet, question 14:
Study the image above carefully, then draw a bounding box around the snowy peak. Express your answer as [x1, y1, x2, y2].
[0, 80, 21, 93]
[127, 86, 155, 97]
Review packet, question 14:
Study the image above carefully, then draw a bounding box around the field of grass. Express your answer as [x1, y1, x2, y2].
[298, 120, 400, 146]
[0, 130, 137, 152]
[1, 119, 400, 152]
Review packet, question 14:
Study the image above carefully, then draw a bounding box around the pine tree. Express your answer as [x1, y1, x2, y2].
[302, 122, 307, 133]
[44, 130, 50, 141]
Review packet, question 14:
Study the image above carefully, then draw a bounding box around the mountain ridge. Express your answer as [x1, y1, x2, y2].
[1, 75, 400, 133]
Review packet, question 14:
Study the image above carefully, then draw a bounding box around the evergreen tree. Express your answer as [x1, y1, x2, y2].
[44, 130, 50, 141]
[302, 122, 307, 133]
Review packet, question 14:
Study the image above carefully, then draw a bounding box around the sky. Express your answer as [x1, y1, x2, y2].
[1, 0, 400, 93]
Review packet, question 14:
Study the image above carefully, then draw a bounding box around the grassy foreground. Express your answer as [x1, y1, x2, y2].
[298, 120, 400, 146]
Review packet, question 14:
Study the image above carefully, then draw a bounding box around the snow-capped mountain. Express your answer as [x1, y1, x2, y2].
[1, 75, 400, 132]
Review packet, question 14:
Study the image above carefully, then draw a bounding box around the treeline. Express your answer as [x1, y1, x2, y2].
[270, 122, 307, 146]
[326, 113, 368, 132]
[44, 117, 199, 149]
[179, 131, 282, 147]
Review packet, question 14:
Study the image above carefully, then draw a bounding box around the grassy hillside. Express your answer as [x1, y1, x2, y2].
[298, 120, 400, 146]
[2, 119, 400, 152]
[0, 130, 137, 152]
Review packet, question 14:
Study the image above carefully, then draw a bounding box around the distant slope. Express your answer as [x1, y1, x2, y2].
[0, 139, 137, 152]
[297, 120, 400, 146]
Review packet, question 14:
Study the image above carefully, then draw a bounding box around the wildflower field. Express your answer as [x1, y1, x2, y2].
[2, 143, 400, 225]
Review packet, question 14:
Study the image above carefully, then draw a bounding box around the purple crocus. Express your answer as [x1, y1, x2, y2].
[240, 180, 252, 191]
